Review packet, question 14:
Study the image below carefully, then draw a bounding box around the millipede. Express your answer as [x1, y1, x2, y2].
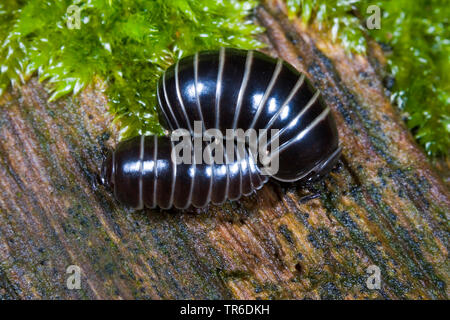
[101, 48, 341, 209]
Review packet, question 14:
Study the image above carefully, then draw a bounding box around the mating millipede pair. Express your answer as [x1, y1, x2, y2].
[101, 48, 341, 209]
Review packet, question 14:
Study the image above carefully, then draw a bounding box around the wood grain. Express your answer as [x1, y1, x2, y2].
[0, 0, 448, 299]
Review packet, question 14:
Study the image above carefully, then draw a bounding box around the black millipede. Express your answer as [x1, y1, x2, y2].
[101, 48, 341, 209]
[101, 136, 268, 209]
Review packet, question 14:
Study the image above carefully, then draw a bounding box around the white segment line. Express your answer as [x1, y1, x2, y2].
[194, 52, 205, 130]
[223, 143, 231, 202]
[137, 135, 145, 210]
[263, 74, 305, 131]
[206, 144, 214, 205]
[185, 140, 196, 209]
[232, 50, 253, 130]
[215, 47, 225, 129]
[247, 147, 261, 187]
[235, 143, 243, 198]
[156, 80, 174, 131]
[266, 89, 320, 150]
[244, 147, 255, 191]
[276, 145, 341, 182]
[251, 147, 264, 187]
[269, 106, 331, 161]
[153, 135, 158, 208]
[163, 71, 181, 129]
[168, 139, 177, 209]
[248, 58, 283, 130]
[175, 60, 193, 133]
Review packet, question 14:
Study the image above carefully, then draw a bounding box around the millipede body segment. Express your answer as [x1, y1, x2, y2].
[101, 135, 267, 209]
[157, 48, 340, 183]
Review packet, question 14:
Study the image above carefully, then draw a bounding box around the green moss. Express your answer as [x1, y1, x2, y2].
[286, 0, 367, 53]
[369, 0, 450, 158]
[0, 0, 263, 139]
[286, 0, 449, 158]
[1, 1, 448, 158]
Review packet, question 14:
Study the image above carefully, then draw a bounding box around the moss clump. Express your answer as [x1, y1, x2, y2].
[1, 1, 448, 157]
[0, 0, 263, 139]
[286, 0, 449, 158]
[286, 0, 367, 53]
[369, 0, 450, 158]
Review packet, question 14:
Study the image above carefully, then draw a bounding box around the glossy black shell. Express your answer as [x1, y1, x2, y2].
[157, 48, 341, 182]
[101, 135, 267, 209]
[102, 48, 341, 209]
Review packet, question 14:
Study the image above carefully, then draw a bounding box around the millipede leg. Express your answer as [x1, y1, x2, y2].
[299, 192, 320, 203]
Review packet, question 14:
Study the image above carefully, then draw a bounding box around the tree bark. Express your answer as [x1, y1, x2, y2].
[0, 0, 448, 299]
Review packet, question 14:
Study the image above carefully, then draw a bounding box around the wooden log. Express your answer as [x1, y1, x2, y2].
[0, 0, 448, 299]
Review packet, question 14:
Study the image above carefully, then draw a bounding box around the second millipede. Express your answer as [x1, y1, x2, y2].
[101, 48, 342, 209]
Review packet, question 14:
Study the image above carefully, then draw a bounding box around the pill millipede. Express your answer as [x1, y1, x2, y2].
[101, 48, 341, 209]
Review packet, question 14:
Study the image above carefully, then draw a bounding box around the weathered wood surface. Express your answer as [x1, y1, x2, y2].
[0, 0, 448, 299]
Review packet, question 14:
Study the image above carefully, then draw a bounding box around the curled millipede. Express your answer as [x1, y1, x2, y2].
[101, 136, 268, 209]
[102, 48, 341, 209]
